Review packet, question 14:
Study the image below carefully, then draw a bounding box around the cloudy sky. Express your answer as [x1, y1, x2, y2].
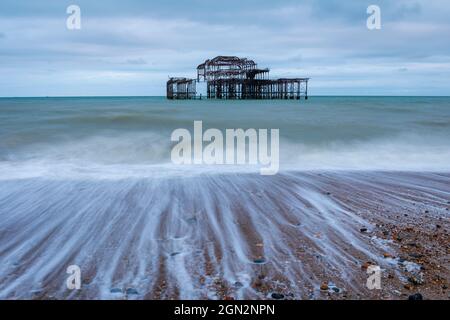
[0, 0, 449, 96]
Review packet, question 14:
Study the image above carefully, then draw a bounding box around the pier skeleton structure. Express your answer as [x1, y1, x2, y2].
[167, 56, 309, 100]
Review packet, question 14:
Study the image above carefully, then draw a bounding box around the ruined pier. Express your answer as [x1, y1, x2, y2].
[167, 56, 309, 100]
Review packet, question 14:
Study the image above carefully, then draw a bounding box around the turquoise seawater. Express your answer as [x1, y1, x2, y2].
[0, 96, 450, 177]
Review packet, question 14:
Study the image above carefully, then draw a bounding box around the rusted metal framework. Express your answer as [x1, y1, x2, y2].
[166, 77, 196, 100]
[167, 56, 309, 100]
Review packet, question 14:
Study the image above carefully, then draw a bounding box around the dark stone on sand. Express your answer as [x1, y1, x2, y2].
[408, 293, 423, 300]
[409, 253, 424, 259]
[271, 293, 285, 300]
[332, 287, 340, 293]
[110, 288, 122, 294]
[360, 228, 368, 233]
[170, 252, 181, 257]
[424, 210, 429, 214]
[253, 258, 266, 264]
[126, 288, 139, 295]
[436, 224, 441, 229]
[234, 281, 244, 288]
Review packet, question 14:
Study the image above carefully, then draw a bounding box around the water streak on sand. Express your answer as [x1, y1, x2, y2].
[0, 172, 448, 299]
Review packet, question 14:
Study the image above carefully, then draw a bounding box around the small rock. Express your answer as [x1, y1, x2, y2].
[234, 281, 244, 289]
[361, 262, 373, 270]
[320, 282, 329, 291]
[186, 217, 197, 224]
[408, 276, 424, 286]
[110, 288, 122, 294]
[170, 252, 181, 257]
[253, 258, 266, 264]
[424, 210, 429, 214]
[436, 224, 441, 229]
[126, 288, 139, 295]
[383, 253, 393, 258]
[271, 293, 285, 300]
[360, 228, 368, 233]
[408, 293, 423, 300]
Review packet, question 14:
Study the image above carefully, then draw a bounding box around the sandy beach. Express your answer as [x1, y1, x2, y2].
[0, 171, 448, 300]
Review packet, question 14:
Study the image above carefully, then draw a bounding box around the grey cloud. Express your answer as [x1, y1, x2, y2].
[126, 58, 147, 65]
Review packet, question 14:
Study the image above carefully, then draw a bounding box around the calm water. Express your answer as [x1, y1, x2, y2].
[1, 96, 450, 178]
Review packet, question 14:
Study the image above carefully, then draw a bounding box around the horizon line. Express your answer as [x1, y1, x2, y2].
[1, 95, 450, 99]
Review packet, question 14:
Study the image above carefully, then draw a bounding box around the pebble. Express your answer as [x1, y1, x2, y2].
[253, 258, 266, 264]
[408, 276, 424, 286]
[110, 288, 122, 294]
[383, 253, 393, 258]
[271, 293, 285, 300]
[320, 282, 329, 291]
[361, 262, 373, 270]
[408, 293, 423, 300]
[126, 288, 139, 295]
[234, 281, 244, 289]
[360, 228, 368, 233]
[332, 287, 340, 293]
[409, 253, 424, 259]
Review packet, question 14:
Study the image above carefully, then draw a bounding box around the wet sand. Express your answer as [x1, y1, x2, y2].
[0, 171, 448, 300]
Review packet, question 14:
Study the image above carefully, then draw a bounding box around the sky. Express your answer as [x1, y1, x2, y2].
[0, 0, 450, 97]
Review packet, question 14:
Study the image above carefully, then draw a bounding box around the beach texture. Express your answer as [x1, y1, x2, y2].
[0, 97, 449, 299]
[0, 171, 448, 299]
